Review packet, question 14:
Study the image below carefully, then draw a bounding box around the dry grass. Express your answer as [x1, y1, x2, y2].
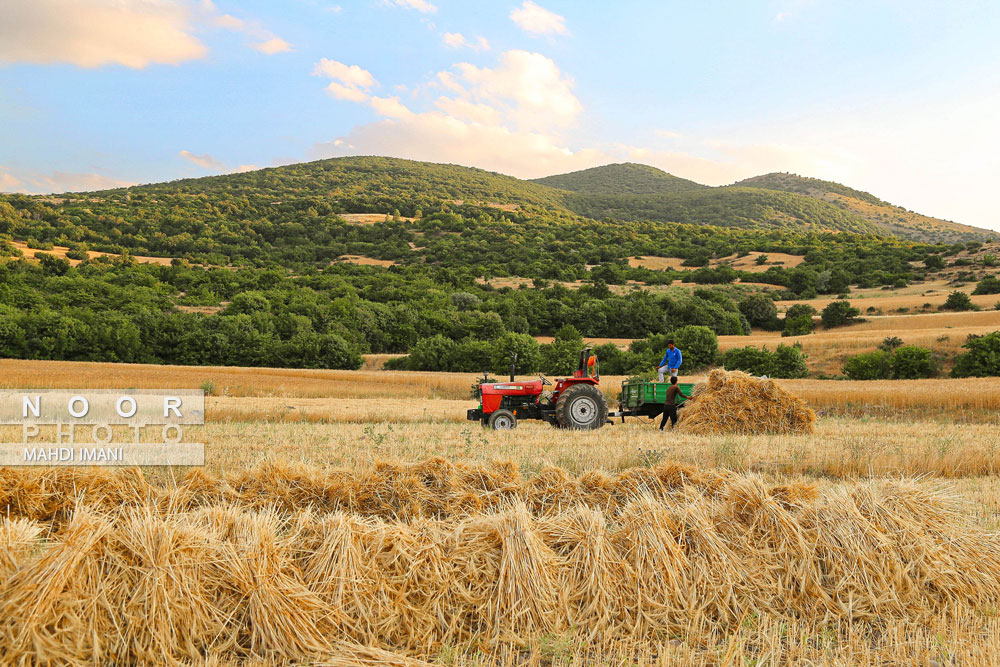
[722, 311, 1000, 375]
[2, 461, 1000, 664]
[3, 359, 1000, 417]
[3, 358, 1000, 664]
[628, 252, 805, 273]
[339, 213, 417, 224]
[7, 240, 175, 266]
[777, 279, 998, 313]
[335, 255, 397, 267]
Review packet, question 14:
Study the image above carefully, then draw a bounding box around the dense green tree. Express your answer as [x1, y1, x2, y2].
[821, 300, 861, 328]
[942, 291, 975, 311]
[951, 332, 1000, 377]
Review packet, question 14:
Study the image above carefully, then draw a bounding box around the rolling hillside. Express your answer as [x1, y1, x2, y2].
[531, 162, 706, 195]
[538, 164, 993, 242]
[735, 172, 989, 243]
[0, 158, 993, 269]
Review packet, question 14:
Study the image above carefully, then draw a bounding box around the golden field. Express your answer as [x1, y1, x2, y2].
[2, 358, 1000, 665]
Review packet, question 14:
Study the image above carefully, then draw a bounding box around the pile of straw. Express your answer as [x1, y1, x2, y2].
[1, 460, 999, 664]
[678, 369, 816, 435]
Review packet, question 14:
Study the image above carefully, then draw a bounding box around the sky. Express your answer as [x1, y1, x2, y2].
[1, 0, 999, 231]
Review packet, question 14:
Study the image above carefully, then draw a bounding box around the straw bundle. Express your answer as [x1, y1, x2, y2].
[678, 369, 816, 435]
[1, 460, 999, 664]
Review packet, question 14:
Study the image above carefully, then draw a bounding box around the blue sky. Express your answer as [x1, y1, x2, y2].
[1, 0, 999, 230]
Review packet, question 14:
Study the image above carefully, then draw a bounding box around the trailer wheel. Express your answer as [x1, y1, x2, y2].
[486, 409, 518, 430]
[555, 384, 608, 430]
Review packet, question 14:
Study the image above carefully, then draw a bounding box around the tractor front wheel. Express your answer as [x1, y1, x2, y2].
[486, 409, 518, 430]
[555, 384, 608, 430]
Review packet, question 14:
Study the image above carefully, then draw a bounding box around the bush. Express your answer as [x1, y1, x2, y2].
[821, 300, 861, 328]
[941, 291, 975, 311]
[540, 325, 586, 375]
[889, 345, 938, 379]
[719, 346, 773, 376]
[951, 332, 1000, 377]
[671, 325, 719, 370]
[924, 255, 945, 270]
[719, 343, 809, 378]
[404, 335, 457, 371]
[490, 332, 541, 375]
[782, 314, 814, 337]
[878, 336, 904, 352]
[842, 350, 892, 380]
[972, 275, 1000, 295]
[738, 293, 780, 330]
[786, 303, 817, 320]
[771, 344, 809, 378]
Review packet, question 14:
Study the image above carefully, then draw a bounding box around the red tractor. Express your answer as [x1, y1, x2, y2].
[466, 348, 609, 430]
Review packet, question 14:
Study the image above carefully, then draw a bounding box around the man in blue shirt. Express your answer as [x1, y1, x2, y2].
[657, 340, 682, 382]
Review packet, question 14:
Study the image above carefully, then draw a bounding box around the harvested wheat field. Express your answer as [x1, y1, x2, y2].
[2, 460, 1000, 665]
[678, 369, 816, 435]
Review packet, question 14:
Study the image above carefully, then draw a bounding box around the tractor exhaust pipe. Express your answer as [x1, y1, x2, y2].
[509, 351, 518, 381]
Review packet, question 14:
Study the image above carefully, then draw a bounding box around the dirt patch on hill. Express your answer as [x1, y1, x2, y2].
[336, 255, 397, 267]
[7, 241, 175, 267]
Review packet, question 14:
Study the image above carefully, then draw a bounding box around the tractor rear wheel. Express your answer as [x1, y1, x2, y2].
[555, 384, 608, 430]
[486, 409, 518, 430]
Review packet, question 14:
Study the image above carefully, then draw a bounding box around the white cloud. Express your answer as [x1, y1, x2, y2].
[451, 50, 582, 129]
[313, 58, 378, 102]
[0, 0, 207, 68]
[311, 50, 593, 178]
[0, 171, 23, 191]
[385, 0, 436, 14]
[442, 32, 489, 50]
[1, 169, 133, 193]
[324, 82, 370, 102]
[235, 164, 258, 173]
[510, 1, 569, 36]
[313, 58, 377, 89]
[204, 2, 292, 56]
[369, 96, 413, 119]
[253, 37, 292, 55]
[442, 32, 467, 48]
[179, 150, 226, 171]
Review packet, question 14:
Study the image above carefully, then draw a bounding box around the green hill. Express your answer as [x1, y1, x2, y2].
[734, 172, 988, 243]
[530, 163, 706, 195]
[0, 157, 992, 270]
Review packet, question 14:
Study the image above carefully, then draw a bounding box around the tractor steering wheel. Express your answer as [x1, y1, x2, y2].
[539, 374, 552, 386]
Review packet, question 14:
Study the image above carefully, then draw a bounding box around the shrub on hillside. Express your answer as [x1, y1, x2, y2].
[490, 333, 541, 376]
[821, 300, 861, 328]
[738, 293, 781, 330]
[889, 345, 939, 379]
[924, 255, 945, 270]
[842, 350, 892, 380]
[941, 291, 975, 311]
[878, 336, 904, 352]
[842, 345, 937, 380]
[719, 346, 773, 376]
[972, 275, 1000, 295]
[720, 344, 808, 379]
[951, 332, 1000, 377]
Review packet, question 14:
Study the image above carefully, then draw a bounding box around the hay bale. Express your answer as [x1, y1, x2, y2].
[677, 369, 816, 435]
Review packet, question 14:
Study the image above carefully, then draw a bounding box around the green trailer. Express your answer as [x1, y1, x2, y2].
[609, 379, 695, 422]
